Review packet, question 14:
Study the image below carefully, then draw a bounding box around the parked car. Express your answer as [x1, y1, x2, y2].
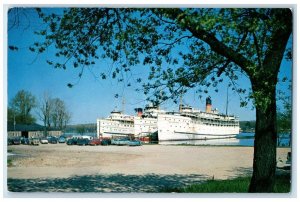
[40, 138, 49, 144]
[128, 140, 142, 146]
[89, 138, 101, 146]
[81, 135, 93, 140]
[111, 138, 130, 146]
[71, 135, 82, 140]
[77, 138, 90, 146]
[21, 138, 29, 145]
[58, 136, 66, 143]
[66, 138, 77, 145]
[12, 138, 21, 145]
[48, 137, 58, 144]
[29, 138, 40, 146]
[101, 139, 111, 146]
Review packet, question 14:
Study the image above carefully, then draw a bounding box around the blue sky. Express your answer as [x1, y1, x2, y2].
[7, 8, 292, 124]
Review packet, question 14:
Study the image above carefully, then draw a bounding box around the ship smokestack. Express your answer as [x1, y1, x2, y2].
[135, 108, 143, 117]
[206, 97, 212, 113]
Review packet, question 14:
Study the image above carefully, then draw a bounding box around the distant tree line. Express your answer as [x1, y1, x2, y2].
[276, 84, 292, 134]
[240, 83, 291, 135]
[240, 121, 256, 133]
[64, 123, 97, 134]
[8, 90, 71, 133]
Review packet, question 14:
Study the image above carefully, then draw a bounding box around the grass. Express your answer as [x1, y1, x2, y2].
[161, 175, 291, 193]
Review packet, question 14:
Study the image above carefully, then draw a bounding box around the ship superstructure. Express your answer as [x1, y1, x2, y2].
[97, 110, 134, 138]
[134, 104, 165, 138]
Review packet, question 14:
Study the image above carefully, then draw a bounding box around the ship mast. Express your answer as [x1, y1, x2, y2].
[122, 97, 125, 114]
[179, 94, 183, 113]
[226, 85, 229, 116]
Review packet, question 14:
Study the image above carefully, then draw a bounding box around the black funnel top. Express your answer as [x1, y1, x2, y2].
[206, 96, 212, 105]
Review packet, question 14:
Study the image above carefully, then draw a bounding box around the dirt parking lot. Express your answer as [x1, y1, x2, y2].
[6, 144, 290, 192]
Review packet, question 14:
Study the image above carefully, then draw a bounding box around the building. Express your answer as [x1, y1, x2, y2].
[7, 123, 62, 139]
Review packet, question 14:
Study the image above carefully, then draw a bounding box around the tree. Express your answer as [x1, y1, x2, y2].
[36, 93, 71, 132]
[25, 8, 292, 192]
[9, 89, 37, 125]
[245, 121, 251, 130]
[277, 105, 292, 134]
[7, 107, 16, 124]
[277, 84, 292, 133]
[276, 84, 292, 146]
[76, 125, 86, 135]
[50, 98, 71, 130]
[37, 92, 53, 136]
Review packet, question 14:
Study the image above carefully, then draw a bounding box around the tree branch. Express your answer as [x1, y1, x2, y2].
[262, 9, 292, 76]
[252, 32, 263, 68]
[164, 9, 256, 78]
[158, 35, 193, 46]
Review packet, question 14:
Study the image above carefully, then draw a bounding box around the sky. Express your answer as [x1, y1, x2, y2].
[6, 8, 292, 125]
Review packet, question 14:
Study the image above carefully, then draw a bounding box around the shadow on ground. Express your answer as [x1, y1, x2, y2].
[227, 167, 253, 178]
[8, 173, 208, 193]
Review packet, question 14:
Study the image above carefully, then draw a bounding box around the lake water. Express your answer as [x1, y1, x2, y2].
[160, 133, 291, 147]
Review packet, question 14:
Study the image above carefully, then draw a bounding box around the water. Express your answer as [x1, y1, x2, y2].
[160, 132, 291, 147]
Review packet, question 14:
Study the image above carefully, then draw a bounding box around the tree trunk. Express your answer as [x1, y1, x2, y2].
[249, 83, 277, 192]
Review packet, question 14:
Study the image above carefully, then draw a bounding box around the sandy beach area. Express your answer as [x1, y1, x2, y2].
[6, 144, 290, 192]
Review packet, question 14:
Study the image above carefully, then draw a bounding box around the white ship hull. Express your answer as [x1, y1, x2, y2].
[134, 116, 157, 137]
[157, 114, 239, 141]
[159, 131, 237, 141]
[159, 138, 240, 145]
[101, 131, 134, 138]
[97, 111, 134, 138]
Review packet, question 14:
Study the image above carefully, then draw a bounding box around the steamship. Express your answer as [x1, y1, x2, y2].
[97, 97, 239, 141]
[133, 97, 239, 141]
[157, 97, 240, 141]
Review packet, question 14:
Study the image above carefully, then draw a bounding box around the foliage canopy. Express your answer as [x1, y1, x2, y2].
[8, 89, 37, 125]
[30, 8, 291, 107]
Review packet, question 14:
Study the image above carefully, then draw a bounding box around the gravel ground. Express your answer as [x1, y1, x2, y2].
[6, 144, 290, 193]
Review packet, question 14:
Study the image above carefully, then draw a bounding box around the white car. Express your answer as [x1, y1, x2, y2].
[40, 138, 49, 144]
